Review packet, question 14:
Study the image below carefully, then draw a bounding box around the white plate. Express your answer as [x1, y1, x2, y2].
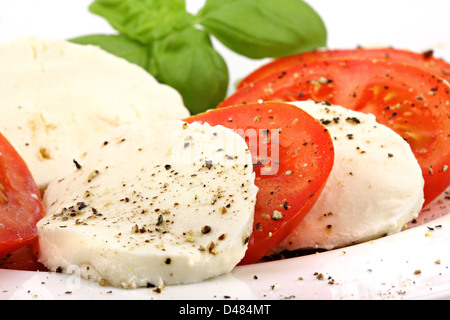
[0, 0, 449, 300]
[0, 190, 449, 300]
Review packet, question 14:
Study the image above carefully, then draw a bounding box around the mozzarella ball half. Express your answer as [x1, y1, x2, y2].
[275, 101, 424, 251]
[38, 121, 257, 288]
[0, 37, 189, 190]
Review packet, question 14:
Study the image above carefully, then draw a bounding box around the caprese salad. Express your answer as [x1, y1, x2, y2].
[0, 38, 449, 289]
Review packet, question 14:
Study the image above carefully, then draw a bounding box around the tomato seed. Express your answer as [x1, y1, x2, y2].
[0, 183, 7, 204]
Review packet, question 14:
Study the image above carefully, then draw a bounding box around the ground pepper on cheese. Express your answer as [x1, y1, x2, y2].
[37, 121, 258, 288]
[274, 101, 424, 252]
[0, 37, 189, 191]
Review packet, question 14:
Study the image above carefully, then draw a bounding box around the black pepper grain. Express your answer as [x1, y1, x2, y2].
[73, 159, 82, 169]
[156, 215, 163, 226]
[201, 225, 211, 234]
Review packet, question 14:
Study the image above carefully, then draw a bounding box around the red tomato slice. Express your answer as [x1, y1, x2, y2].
[219, 59, 450, 206]
[184, 102, 334, 264]
[0, 132, 44, 256]
[237, 47, 450, 89]
[0, 245, 46, 271]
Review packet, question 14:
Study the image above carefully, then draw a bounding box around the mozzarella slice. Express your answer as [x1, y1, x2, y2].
[0, 37, 189, 190]
[275, 101, 424, 252]
[37, 121, 257, 288]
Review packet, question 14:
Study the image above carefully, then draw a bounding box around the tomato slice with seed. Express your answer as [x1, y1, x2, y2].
[237, 47, 450, 90]
[0, 132, 44, 256]
[185, 102, 334, 264]
[220, 59, 450, 206]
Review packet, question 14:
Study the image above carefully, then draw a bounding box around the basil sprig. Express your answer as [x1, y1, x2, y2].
[70, 0, 326, 114]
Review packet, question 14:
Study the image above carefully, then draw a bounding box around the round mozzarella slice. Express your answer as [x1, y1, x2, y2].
[275, 101, 424, 252]
[0, 37, 189, 190]
[37, 121, 257, 288]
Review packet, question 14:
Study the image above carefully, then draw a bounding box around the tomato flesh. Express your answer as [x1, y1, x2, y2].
[220, 59, 450, 205]
[185, 102, 334, 264]
[0, 245, 46, 271]
[0, 132, 44, 256]
[237, 47, 450, 90]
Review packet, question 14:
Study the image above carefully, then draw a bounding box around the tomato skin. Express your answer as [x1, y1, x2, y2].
[237, 47, 450, 90]
[0, 132, 44, 256]
[220, 59, 450, 206]
[184, 102, 334, 264]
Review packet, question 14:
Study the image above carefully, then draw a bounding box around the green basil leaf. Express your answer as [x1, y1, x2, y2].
[69, 34, 150, 69]
[89, 0, 194, 44]
[197, 0, 327, 59]
[151, 27, 228, 114]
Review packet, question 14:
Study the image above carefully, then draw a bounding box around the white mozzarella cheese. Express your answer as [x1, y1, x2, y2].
[275, 101, 424, 252]
[37, 121, 257, 288]
[0, 37, 189, 190]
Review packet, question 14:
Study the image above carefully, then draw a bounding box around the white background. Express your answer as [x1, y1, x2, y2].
[0, 0, 449, 300]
